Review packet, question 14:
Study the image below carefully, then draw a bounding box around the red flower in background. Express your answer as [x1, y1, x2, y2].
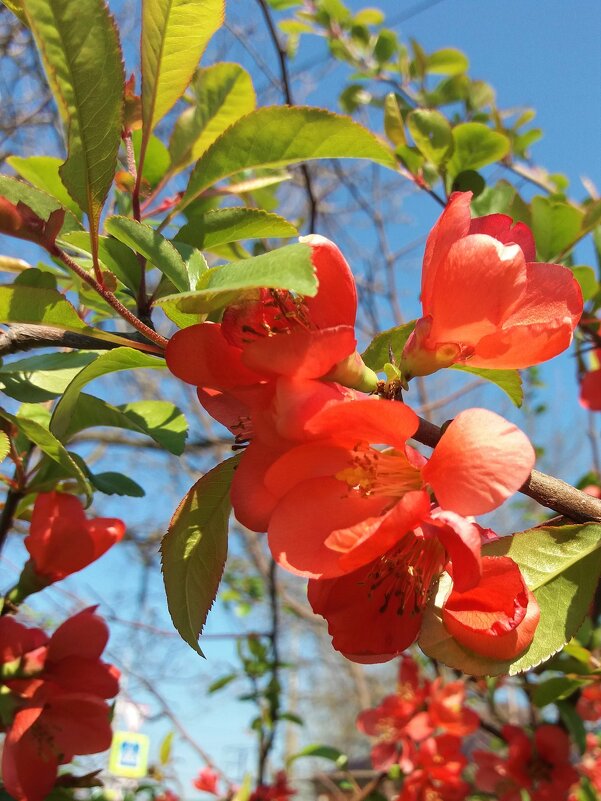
[166, 235, 377, 395]
[579, 350, 601, 412]
[0, 608, 119, 801]
[23, 491, 125, 584]
[474, 724, 579, 801]
[576, 681, 601, 721]
[249, 772, 295, 801]
[398, 733, 470, 801]
[400, 192, 582, 378]
[193, 767, 220, 794]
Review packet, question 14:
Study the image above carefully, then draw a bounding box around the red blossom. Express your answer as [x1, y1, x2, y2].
[398, 733, 470, 801]
[249, 772, 295, 801]
[23, 491, 125, 584]
[400, 192, 582, 378]
[193, 767, 220, 794]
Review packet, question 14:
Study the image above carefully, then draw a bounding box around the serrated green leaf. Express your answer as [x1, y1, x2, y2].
[0, 409, 91, 498]
[0, 351, 99, 402]
[105, 216, 189, 292]
[407, 109, 453, 167]
[182, 106, 396, 210]
[0, 175, 81, 234]
[447, 122, 510, 177]
[65, 394, 188, 455]
[22, 0, 124, 260]
[7, 156, 82, 218]
[419, 523, 601, 676]
[50, 348, 165, 441]
[530, 196, 584, 261]
[450, 364, 523, 407]
[59, 231, 141, 293]
[91, 471, 145, 497]
[156, 242, 317, 316]
[426, 48, 469, 76]
[287, 744, 348, 768]
[361, 321, 415, 372]
[169, 62, 256, 172]
[161, 457, 238, 655]
[176, 208, 298, 251]
[0, 432, 10, 462]
[141, 0, 225, 138]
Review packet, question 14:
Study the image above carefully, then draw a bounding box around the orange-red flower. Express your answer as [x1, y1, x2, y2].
[22, 491, 125, 585]
[0, 609, 119, 801]
[474, 724, 579, 801]
[398, 733, 470, 801]
[579, 351, 601, 412]
[193, 767, 220, 795]
[166, 236, 377, 394]
[400, 192, 582, 378]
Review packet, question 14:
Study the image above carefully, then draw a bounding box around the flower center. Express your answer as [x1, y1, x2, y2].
[221, 289, 313, 347]
[336, 446, 423, 498]
[366, 531, 446, 615]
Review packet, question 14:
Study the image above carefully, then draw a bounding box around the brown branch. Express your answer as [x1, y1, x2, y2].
[414, 417, 601, 523]
[0, 324, 151, 357]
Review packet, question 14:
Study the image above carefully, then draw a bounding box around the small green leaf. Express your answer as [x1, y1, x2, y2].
[407, 109, 453, 167]
[450, 169, 485, 198]
[159, 732, 174, 766]
[450, 364, 523, 407]
[287, 744, 348, 768]
[361, 321, 415, 372]
[571, 266, 598, 301]
[23, 0, 124, 260]
[90, 471, 145, 497]
[426, 48, 469, 76]
[132, 131, 171, 189]
[141, 0, 225, 136]
[105, 216, 189, 292]
[65, 394, 188, 455]
[530, 196, 584, 261]
[420, 523, 601, 676]
[532, 676, 587, 708]
[7, 156, 82, 218]
[383, 93, 405, 147]
[447, 122, 510, 177]
[0, 432, 10, 463]
[208, 674, 237, 693]
[0, 175, 81, 234]
[59, 231, 141, 293]
[169, 62, 256, 172]
[182, 106, 397, 210]
[50, 348, 165, 441]
[156, 242, 317, 316]
[176, 208, 298, 251]
[0, 351, 99, 403]
[161, 456, 238, 655]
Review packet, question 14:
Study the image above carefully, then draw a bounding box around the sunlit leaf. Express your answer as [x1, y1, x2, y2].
[176, 208, 298, 251]
[7, 156, 82, 218]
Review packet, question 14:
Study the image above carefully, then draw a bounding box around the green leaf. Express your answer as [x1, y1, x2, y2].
[383, 93, 405, 147]
[169, 62, 256, 172]
[361, 321, 415, 372]
[176, 208, 298, 251]
[50, 348, 165, 441]
[532, 676, 587, 708]
[0, 284, 146, 350]
[132, 131, 171, 189]
[141, 0, 225, 137]
[23, 0, 124, 259]
[90, 471, 145, 497]
[407, 109, 453, 167]
[0, 351, 99, 402]
[208, 673, 237, 693]
[159, 731, 174, 765]
[450, 364, 523, 407]
[447, 122, 510, 177]
[557, 700, 587, 753]
[287, 744, 348, 768]
[156, 242, 317, 316]
[426, 48, 469, 76]
[530, 196, 584, 261]
[105, 216, 189, 292]
[0, 175, 81, 234]
[419, 523, 601, 676]
[0, 432, 10, 463]
[59, 231, 141, 293]
[0, 409, 91, 498]
[7, 156, 82, 218]
[182, 106, 397, 210]
[1, 0, 29, 25]
[161, 456, 238, 655]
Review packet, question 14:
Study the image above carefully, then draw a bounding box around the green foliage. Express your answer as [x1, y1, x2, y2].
[0, 432, 10, 463]
[287, 744, 348, 767]
[420, 523, 601, 676]
[59, 231, 141, 293]
[383, 93, 405, 146]
[182, 106, 397, 210]
[0, 175, 81, 234]
[361, 321, 415, 371]
[161, 456, 238, 655]
[447, 122, 510, 177]
[169, 62, 256, 172]
[0, 351, 99, 403]
[530, 196, 584, 261]
[7, 156, 82, 218]
[1, 0, 28, 25]
[450, 364, 523, 407]
[22, 0, 124, 255]
[90, 471, 145, 497]
[176, 208, 298, 251]
[156, 242, 317, 317]
[407, 110, 453, 166]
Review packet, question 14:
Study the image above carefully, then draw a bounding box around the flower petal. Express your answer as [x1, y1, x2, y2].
[47, 607, 108, 662]
[580, 368, 601, 411]
[422, 408, 535, 515]
[469, 213, 536, 262]
[425, 508, 482, 591]
[230, 441, 284, 532]
[301, 235, 357, 327]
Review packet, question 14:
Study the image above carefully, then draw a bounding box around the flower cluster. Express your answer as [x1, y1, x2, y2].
[0, 608, 120, 801]
[358, 656, 478, 800]
[167, 192, 582, 665]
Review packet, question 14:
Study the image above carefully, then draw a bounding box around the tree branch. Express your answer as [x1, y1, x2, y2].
[0, 324, 148, 357]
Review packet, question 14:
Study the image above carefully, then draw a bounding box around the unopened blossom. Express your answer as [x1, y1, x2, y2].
[166, 235, 377, 395]
[400, 191, 582, 379]
[21, 491, 125, 586]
